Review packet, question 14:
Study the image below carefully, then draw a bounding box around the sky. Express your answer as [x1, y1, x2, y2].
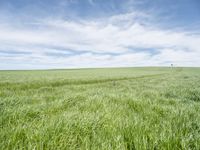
[0, 0, 200, 69]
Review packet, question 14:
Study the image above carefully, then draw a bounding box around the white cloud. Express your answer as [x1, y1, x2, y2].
[0, 11, 200, 69]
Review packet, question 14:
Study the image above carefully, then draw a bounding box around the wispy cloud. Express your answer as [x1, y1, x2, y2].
[0, 0, 200, 69]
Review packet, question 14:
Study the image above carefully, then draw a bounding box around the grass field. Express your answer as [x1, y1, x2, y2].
[1, 67, 200, 149]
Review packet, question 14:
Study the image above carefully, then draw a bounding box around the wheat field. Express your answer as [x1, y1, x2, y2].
[1, 67, 200, 149]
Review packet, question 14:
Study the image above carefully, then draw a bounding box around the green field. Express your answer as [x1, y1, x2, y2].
[1, 67, 200, 149]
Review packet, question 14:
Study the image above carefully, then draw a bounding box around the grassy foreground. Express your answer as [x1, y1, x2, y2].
[0, 67, 200, 150]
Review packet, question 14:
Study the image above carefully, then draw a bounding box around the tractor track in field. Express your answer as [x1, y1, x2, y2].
[0, 73, 171, 91]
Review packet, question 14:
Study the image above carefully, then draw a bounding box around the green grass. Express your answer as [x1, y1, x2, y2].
[1, 67, 200, 150]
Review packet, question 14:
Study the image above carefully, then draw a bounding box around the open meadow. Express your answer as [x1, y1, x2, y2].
[0, 67, 200, 149]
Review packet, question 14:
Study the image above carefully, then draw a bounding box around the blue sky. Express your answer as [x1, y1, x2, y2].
[0, 0, 200, 69]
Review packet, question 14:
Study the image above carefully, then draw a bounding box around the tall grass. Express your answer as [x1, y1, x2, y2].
[1, 67, 200, 149]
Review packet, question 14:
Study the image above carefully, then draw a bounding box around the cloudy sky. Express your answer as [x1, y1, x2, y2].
[0, 0, 200, 69]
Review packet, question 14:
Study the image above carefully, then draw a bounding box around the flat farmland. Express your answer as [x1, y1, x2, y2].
[1, 67, 200, 149]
